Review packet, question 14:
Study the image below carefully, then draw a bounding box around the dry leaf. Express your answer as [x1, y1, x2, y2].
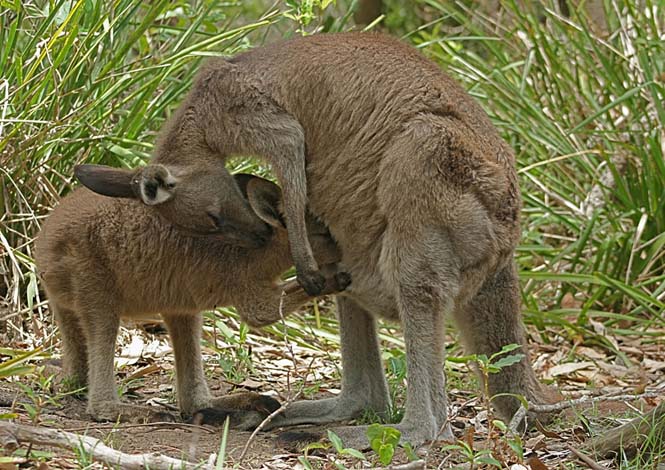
[561, 292, 582, 309]
[115, 334, 145, 368]
[527, 455, 550, 470]
[125, 363, 161, 381]
[544, 361, 594, 379]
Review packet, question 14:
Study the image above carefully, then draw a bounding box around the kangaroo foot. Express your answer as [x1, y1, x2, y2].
[88, 402, 177, 423]
[278, 422, 453, 452]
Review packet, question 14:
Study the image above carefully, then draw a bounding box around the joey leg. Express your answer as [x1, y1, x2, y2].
[453, 262, 558, 427]
[80, 306, 123, 420]
[52, 304, 88, 390]
[82, 306, 175, 422]
[162, 313, 212, 415]
[267, 297, 390, 429]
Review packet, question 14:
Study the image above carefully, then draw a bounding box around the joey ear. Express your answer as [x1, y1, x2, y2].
[136, 164, 178, 206]
[233, 173, 258, 200]
[244, 176, 285, 229]
[74, 164, 137, 199]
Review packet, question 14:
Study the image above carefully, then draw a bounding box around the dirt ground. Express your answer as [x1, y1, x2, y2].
[2, 318, 664, 469]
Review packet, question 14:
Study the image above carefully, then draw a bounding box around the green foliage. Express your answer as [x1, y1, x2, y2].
[17, 369, 62, 424]
[284, 0, 336, 32]
[413, 0, 664, 338]
[205, 312, 254, 382]
[476, 343, 525, 376]
[441, 440, 503, 468]
[327, 430, 366, 468]
[366, 423, 401, 465]
[0, 347, 43, 379]
[0, 1, 279, 328]
[215, 416, 231, 470]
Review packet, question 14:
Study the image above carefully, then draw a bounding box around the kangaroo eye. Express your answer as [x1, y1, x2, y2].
[207, 212, 222, 228]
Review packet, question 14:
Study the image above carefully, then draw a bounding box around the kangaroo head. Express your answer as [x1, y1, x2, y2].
[75, 162, 276, 248]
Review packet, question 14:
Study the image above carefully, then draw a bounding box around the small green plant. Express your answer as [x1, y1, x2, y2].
[442, 344, 527, 466]
[17, 368, 63, 424]
[463, 343, 525, 415]
[366, 423, 401, 466]
[207, 313, 254, 383]
[71, 440, 95, 468]
[215, 416, 230, 470]
[0, 347, 42, 379]
[359, 348, 407, 425]
[441, 440, 503, 468]
[327, 430, 366, 469]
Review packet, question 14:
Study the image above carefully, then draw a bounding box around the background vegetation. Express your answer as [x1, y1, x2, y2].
[1, 0, 663, 467]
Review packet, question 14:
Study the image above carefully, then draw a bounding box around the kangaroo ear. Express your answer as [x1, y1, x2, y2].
[136, 164, 178, 205]
[233, 173, 258, 200]
[74, 164, 137, 199]
[244, 176, 285, 229]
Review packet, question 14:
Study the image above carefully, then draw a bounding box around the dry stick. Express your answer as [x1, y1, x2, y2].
[64, 421, 216, 434]
[0, 421, 207, 470]
[508, 391, 661, 434]
[590, 401, 665, 458]
[568, 446, 610, 470]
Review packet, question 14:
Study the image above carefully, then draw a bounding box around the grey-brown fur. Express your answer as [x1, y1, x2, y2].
[35, 168, 344, 426]
[76, 32, 558, 447]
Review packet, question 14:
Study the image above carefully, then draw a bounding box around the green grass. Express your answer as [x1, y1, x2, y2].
[409, 0, 664, 337]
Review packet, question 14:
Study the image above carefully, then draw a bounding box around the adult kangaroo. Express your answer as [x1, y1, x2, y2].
[77, 32, 555, 448]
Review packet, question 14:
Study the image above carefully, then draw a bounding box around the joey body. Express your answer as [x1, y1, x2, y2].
[76, 32, 557, 447]
[35, 172, 344, 425]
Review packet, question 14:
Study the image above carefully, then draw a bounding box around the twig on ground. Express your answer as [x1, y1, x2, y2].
[64, 421, 216, 434]
[0, 421, 207, 470]
[508, 391, 661, 433]
[569, 446, 609, 470]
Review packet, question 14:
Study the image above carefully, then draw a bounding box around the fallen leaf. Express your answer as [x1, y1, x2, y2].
[544, 362, 594, 379]
[576, 346, 606, 361]
[527, 455, 550, 470]
[125, 363, 161, 381]
[525, 434, 547, 450]
[115, 335, 145, 368]
[643, 358, 665, 372]
[238, 378, 266, 389]
[561, 292, 582, 309]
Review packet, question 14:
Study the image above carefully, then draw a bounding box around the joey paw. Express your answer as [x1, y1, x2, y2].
[333, 271, 352, 291]
[297, 270, 327, 296]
